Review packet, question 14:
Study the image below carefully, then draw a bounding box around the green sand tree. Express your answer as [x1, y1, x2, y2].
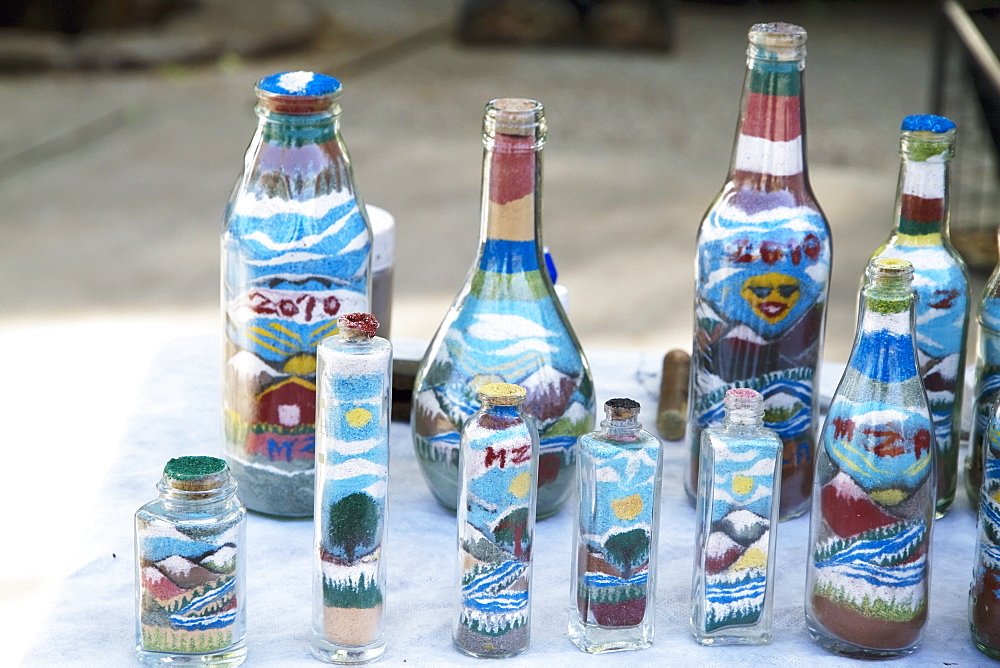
[605, 528, 649, 580]
[327, 492, 381, 562]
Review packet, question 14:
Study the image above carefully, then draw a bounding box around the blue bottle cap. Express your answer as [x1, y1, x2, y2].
[257, 71, 341, 96]
[543, 247, 558, 284]
[901, 114, 955, 133]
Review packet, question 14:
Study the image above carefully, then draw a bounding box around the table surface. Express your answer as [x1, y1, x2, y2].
[23, 336, 986, 666]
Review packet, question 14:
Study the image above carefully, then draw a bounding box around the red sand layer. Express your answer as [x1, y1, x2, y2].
[811, 593, 923, 650]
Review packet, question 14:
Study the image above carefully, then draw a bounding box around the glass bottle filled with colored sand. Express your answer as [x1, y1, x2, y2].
[221, 71, 372, 517]
[691, 388, 781, 646]
[970, 390, 1000, 659]
[966, 230, 1000, 506]
[805, 258, 935, 659]
[312, 313, 391, 664]
[411, 97, 594, 520]
[570, 398, 663, 653]
[135, 456, 247, 666]
[454, 383, 538, 659]
[686, 22, 831, 521]
[870, 114, 969, 518]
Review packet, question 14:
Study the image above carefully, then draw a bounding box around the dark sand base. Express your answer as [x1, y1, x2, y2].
[453, 624, 528, 658]
[811, 594, 924, 654]
[578, 596, 646, 628]
[971, 569, 1000, 656]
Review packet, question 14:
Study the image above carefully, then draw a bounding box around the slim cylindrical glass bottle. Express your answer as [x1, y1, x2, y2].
[966, 233, 1000, 506]
[312, 313, 391, 664]
[411, 98, 594, 519]
[691, 388, 781, 645]
[135, 456, 247, 666]
[870, 114, 969, 518]
[222, 71, 372, 517]
[454, 383, 538, 659]
[970, 392, 1000, 659]
[805, 258, 935, 659]
[686, 23, 832, 520]
[570, 398, 663, 653]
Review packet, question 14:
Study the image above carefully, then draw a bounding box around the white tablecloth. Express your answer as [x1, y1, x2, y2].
[23, 336, 984, 665]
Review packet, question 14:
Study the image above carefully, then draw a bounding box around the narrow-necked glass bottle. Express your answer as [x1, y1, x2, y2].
[805, 258, 935, 659]
[686, 23, 832, 520]
[570, 398, 663, 654]
[871, 114, 969, 518]
[135, 456, 247, 666]
[691, 388, 781, 646]
[221, 71, 372, 517]
[454, 383, 538, 659]
[971, 392, 1000, 659]
[411, 98, 594, 519]
[312, 313, 390, 664]
[967, 233, 1000, 506]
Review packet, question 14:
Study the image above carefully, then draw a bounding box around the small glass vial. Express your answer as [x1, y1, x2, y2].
[691, 388, 781, 645]
[454, 383, 538, 659]
[970, 393, 1000, 659]
[569, 398, 663, 653]
[135, 456, 247, 666]
[312, 313, 391, 663]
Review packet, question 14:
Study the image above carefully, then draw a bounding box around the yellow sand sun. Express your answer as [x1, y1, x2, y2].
[611, 494, 643, 521]
[731, 475, 754, 496]
[345, 407, 372, 428]
[509, 472, 532, 499]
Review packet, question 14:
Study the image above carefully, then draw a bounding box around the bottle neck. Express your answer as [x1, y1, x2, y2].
[730, 54, 808, 196]
[255, 103, 340, 147]
[600, 417, 642, 442]
[850, 281, 918, 376]
[157, 476, 238, 509]
[892, 144, 951, 241]
[480, 132, 541, 250]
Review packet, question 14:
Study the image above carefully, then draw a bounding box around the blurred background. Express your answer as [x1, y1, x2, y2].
[2, 0, 999, 662]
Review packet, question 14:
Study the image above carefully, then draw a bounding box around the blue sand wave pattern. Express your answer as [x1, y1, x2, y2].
[143, 537, 221, 563]
[706, 572, 766, 607]
[463, 561, 528, 613]
[700, 376, 812, 440]
[169, 578, 237, 630]
[983, 495, 1000, 529]
[815, 523, 926, 589]
[583, 572, 648, 588]
[225, 199, 369, 363]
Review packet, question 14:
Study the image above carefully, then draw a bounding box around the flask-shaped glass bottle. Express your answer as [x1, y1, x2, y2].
[135, 456, 247, 666]
[411, 98, 594, 519]
[221, 71, 372, 517]
[691, 388, 781, 646]
[570, 398, 663, 653]
[454, 383, 538, 658]
[967, 232, 1000, 505]
[870, 114, 969, 518]
[312, 313, 390, 664]
[686, 23, 832, 520]
[805, 258, 935, 659]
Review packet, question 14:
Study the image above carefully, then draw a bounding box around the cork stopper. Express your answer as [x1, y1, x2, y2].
[339, 312, 379, 341]
[477, 382, 527, 406]
[748, 22, 806, 60]
[605, 398, 641, 421]
[255, 71, 342, 115]
[163, 456, 230, 492]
